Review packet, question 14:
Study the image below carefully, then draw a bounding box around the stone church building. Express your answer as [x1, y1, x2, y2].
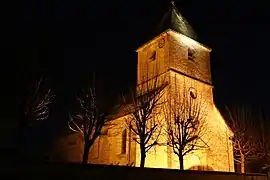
[51, 2, 234, 172]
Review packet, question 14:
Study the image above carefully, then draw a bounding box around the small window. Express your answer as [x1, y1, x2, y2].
[188, 48, 195, 61]
[121, 129, 127, 154]
[149, 51, 156, 61]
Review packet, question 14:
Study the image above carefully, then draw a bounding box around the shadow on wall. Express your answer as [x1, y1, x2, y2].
[188, 165, 214, 171]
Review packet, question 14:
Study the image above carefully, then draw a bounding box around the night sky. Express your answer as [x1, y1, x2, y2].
[4, 0, 270, 147]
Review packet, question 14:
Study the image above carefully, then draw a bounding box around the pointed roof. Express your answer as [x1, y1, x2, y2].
[156, 1, 197, 40]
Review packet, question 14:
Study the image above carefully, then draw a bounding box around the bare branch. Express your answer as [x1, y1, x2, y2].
[225, 105, 258, 173]
[68, 111, 84, 133]
[24, 77, 55, 124]
[123, 68, 168, 167]
[68, 76, 119, 164]
[163, 75, 208, 170]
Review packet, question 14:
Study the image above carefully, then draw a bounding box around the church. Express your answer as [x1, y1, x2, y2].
[86, 2, 234, 171]
[53, 2, 234, 172]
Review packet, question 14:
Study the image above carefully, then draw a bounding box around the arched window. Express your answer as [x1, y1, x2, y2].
[121, 129, 127, 154]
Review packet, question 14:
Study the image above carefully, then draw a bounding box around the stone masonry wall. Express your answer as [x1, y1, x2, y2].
[137, 32, 169, 85]
[166, 71, 234, 171]
[168, 30, 212, 84]
[89, 116, 136, 166]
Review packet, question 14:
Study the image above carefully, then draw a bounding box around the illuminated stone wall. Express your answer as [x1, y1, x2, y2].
[167, 71, 234, 171]
[167, 30, 212, 84]
[137, 32, 170, 85]
[88, 116, 136, 165]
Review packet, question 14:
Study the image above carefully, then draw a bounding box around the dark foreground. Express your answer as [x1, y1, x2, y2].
[1, 162, 268, 180]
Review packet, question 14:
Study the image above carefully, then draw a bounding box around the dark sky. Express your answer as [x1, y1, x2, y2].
[11, 0, 270, 119]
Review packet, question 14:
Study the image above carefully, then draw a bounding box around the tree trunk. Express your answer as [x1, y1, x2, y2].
[240, 153, 245, 173]
[140, 146, 146, 168]
[179, 154, 184, 170]
[82, 143, 90, 165]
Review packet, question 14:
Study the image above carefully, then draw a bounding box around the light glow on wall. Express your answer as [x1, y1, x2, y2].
[168, 30, 212, 52]
[185, 154, 200, 169]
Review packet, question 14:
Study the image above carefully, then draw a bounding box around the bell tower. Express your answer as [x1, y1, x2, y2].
[136, 1, 212, 87]
[134, 1, 234, 170]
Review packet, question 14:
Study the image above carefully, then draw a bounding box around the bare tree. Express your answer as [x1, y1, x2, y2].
[68, 82, 116, 164]
[123, 74, 167, 168]
[225, 105, 257, 173]
[257, 109, 270, 160]
[19, 77, 54, 158]
[252, 108, 270, 172]
[163, 78, 208, 170]
[24, 77, 54, 123]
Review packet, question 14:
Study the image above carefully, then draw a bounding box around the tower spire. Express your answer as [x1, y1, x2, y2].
[155, 0, 197, 40]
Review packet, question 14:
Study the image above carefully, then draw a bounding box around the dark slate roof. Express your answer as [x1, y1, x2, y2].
[107, 91, 135, 120]
[107, 103, 134, 120]
[156, 1, 197, 40]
